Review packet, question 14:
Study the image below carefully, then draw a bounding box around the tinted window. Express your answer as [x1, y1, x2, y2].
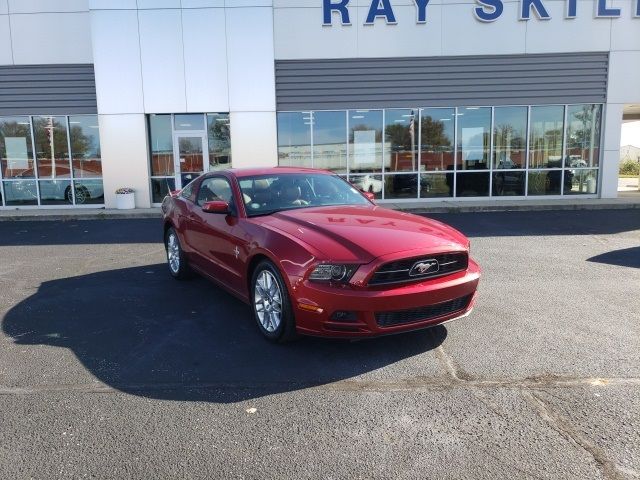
[197, 177, 233, 206]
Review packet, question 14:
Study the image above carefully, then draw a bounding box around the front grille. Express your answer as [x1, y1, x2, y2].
[368, 252, 468, 286]
[375, 294, 472, 328]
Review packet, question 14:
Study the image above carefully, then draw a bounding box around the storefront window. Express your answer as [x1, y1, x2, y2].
[174, 114, 205, 131]
[277, 112, 312, 168]
[349, 110, 383, 174]
[313, 111, 347, 173]
[420, 108, 454, 172]
[274, 104, 601, 201]
[69, 115, 102, 178]
[456, 107, 490, 171]
[529, 105, 564, 169]
[207, 113, 231, 171]
[149, 115, 174, 177]
[33, 116, 70, 178]
[385, 109, 417, 173]
[0, 116, 34, 179]
[565, 104, 601, 169]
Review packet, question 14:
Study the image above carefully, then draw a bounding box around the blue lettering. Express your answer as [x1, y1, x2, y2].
[323, 0, 351, 25]
[365, 0, 397, 24]
[636, 0, 640, 17]
[413, 0, 430, 23]
[566, 0, 577, 18]
[596, 0, 621, 17]
[474, 0, 504, 22]
[520, 0, 551, 19]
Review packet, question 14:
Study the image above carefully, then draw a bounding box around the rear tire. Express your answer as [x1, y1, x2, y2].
[251, 260, 297, 343]
[165, 227, 192, 280]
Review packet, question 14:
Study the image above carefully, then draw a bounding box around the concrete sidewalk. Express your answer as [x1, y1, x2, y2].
[1, 193, 639, 221]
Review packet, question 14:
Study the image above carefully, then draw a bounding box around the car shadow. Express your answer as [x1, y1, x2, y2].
[2, 264, 447, 403]
[587, 246, 640, 269]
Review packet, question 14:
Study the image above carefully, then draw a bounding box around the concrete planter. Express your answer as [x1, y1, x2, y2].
[115, 192, 135, 210]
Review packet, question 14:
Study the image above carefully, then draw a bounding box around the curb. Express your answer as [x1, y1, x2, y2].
[0, 211, 162, 222]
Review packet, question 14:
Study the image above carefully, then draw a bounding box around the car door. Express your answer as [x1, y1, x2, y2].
[188, 175, 244, 294]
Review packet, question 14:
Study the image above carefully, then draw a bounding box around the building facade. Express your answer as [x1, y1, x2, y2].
[0, 0, 638, 208]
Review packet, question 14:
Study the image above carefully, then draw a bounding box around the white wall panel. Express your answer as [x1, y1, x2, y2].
[183, 8, 229, 112]
[90, 9, 143, 114]
[89, 0, 136, 9]
[226, 7, 275, 111]
[229, 111, 277, 168]
[11, 12, 93, 64]
[610, 0, 640, 51]
[274, 7, 358, 59]
[138, 9, 186, 113]
[525, 2, 611, 53]
[607, 51, 640, 104]
[98, 114, 152, 208]
[137, 0, 180, 8]
[356, 5, 441, 57]
[602, 103, 624, 150]
[441, 2, 526, 55]
[0, 15, 12, 64]
[0, 0, 8, 14]
[226, 0, 272, 6]
[8, 0, 88, 13]
[182, 0, 224, 7]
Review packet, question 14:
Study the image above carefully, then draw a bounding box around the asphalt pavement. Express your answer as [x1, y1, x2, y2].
[0, 210, 639, 479]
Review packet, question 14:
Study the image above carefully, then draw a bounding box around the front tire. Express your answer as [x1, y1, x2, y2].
[165, 227, 192, 280]
[251, 260, 297, 343]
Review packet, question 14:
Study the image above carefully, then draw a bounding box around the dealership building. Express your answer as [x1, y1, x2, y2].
[0, 0, 638, 209]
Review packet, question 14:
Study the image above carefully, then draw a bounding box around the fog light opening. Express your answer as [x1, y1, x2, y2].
[330, 311, 358, 322]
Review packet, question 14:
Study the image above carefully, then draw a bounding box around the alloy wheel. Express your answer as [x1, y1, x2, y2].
[254, 270, 282, 333]
[167, 233, 180, 274]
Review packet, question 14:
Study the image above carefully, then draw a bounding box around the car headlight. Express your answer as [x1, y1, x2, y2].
[309, 264, 358, 283]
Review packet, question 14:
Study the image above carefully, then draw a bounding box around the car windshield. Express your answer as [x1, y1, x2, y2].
[238, 173, 370, 217]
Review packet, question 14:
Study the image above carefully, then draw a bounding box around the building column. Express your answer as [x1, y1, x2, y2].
[229, 111, 278, 168]
[600, 104, 624, 198]
[99, 114, 151, 208]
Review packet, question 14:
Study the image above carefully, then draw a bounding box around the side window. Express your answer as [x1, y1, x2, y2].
[180, 181, 195, 201]
[197, 177, 233, 206]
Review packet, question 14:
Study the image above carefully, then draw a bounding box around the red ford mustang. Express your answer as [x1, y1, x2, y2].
[162, 167, 480, 342]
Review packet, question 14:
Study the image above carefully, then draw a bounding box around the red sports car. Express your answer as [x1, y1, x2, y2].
[161, 167, 480, 342]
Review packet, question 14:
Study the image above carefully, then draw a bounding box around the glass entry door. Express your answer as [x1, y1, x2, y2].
[174, 134, 208, 189]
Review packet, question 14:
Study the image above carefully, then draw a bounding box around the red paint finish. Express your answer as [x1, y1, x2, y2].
[162, 168, 480, 338]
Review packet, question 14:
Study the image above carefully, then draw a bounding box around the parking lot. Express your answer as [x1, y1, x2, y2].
[0, 209, 638, 479]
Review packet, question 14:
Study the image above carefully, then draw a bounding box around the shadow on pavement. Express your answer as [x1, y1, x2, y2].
[2, 264, 446, 403]
[587, 246, 640, 269]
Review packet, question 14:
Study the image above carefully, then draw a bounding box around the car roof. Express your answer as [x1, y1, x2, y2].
[218, 167, 335, 178]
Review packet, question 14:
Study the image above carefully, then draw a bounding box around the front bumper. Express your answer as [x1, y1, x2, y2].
[291, 259, 480, 338]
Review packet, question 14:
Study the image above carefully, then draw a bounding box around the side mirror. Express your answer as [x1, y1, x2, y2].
[202, 200, 229, 214]
[362, 191, 376, 202]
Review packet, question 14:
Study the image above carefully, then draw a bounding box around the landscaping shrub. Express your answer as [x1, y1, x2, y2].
[619, 159, 640, 176]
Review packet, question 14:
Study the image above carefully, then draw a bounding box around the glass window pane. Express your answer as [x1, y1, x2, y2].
[313, 111, 347, 173]
[174, 114, 205, 131]
[3, 180, 37, 205]
[456, 107, 490, 170]
[492, 171, 525, 196]
[385, 109, 417, 173]
[70, 115, 102, 178]
[493, 106, 527, 169]
[0, 116, 35, 179]
[527, 170, 563, 195]
[151, 177, 175, 204]
[529, 106, 564, 169]
[565, 169, 598, 195]
[149, 115, 174, 176]
[33, 116, 70, 178]
[566, 104, 601, 168]
[420, 108, 455, 172]
[420, 173, 453, 198]
[348, 174, 382, 199]
[207, 113, 231, 171]
[385, 173, 417, 199]
[73, 179, 104, 204]
[349, 110, 383, 174]
[456, 172, 490, 197]
[277, 112, 312, 168]
[39, 180, 72, 205]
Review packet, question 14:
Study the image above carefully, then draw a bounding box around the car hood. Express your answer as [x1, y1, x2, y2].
[254, 205, 469, 263]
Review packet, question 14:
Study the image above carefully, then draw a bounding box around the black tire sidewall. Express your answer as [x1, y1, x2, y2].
[251, 260, 295, 342]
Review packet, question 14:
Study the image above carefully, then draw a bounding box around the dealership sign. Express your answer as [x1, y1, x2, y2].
[323, 0, 640, 25]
